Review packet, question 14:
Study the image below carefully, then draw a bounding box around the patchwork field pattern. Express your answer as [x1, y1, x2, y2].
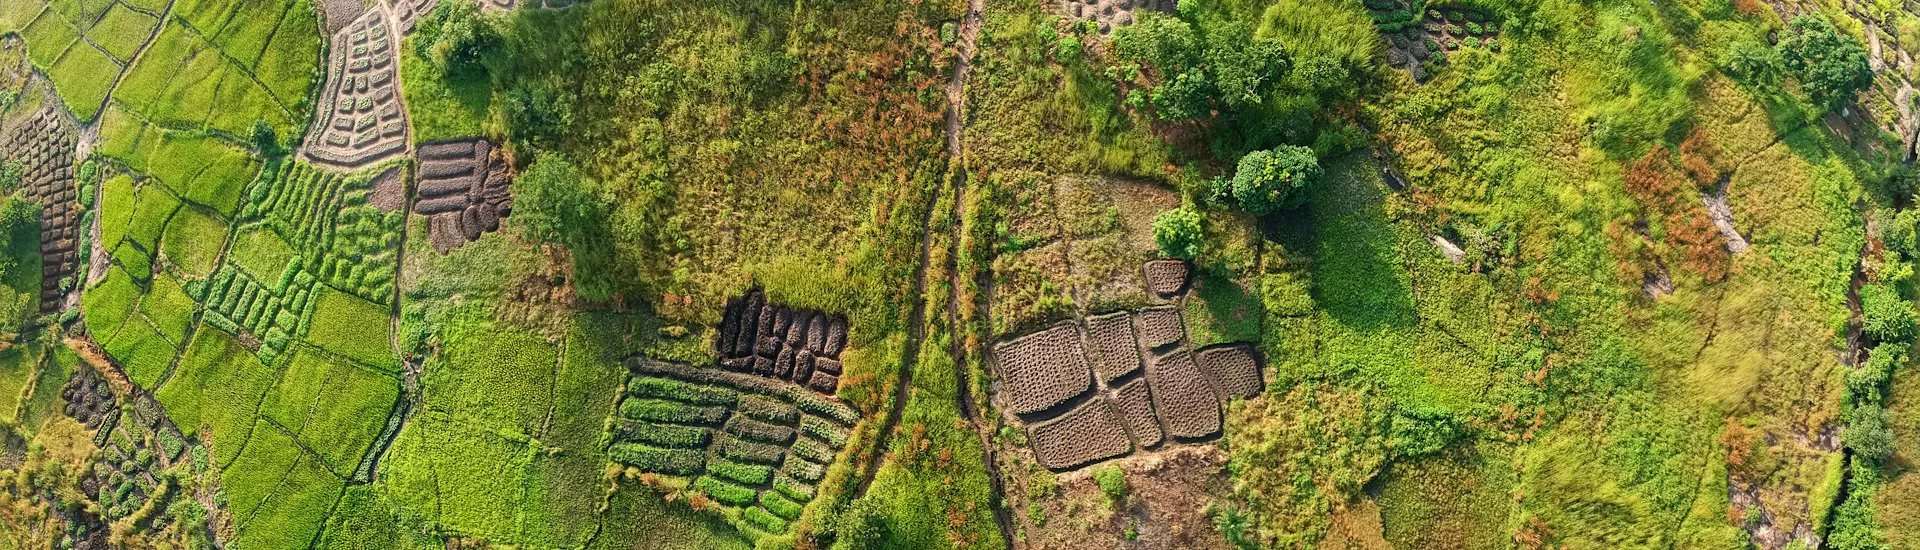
[716, 290, 851, 395]
[2, 107, 77, 313]
[991, 260, 1265, 470]
[617, 358, 860, 537]
[414, 138, 513, 253]
[304, 6, 409, 169]
[57, 364, 210, 543]
[1054, 0, 1174, 35]
[385, 0, 440, 34]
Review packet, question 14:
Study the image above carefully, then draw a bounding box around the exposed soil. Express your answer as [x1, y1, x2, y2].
[1010, 445, 1235, 550]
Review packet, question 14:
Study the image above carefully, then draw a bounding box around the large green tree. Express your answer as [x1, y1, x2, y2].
[1229, 145, 1321, 214]
[1779, 16, 1872, 111]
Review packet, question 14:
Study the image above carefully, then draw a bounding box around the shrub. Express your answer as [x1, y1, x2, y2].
[835, 499, 889, 550]
[694, 476, 757, 506]
[706, 455, 774, 486]
[1721, 40, 1783, 85]
[1231, 145, 1323, 214]
[1848, 343, 1904, 401]
[1093, 466, 1128, 505]
[1779, 16, 1872, 110]
[1464, 37, 1480, 48]
[1860, 283, 1915, 343]
[1467, 22, 1483, 35]
[1153, 206, 1204, 260]
[608, 443, 705, 475]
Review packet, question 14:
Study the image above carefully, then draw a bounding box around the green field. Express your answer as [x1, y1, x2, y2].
[304, 285, 396, 370]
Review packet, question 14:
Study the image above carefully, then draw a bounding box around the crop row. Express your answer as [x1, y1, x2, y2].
[628, 376, 740, 406]
[620, 398, 729, 425]
[608, 443, 705, 475]
[629, 358, 859, 426]
[614, 419, 712, 448]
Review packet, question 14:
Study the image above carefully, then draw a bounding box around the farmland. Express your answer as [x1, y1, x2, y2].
[6, 0, 1920, 547]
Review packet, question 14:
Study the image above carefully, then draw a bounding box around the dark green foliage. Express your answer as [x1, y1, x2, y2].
[706, 455, 774, 486]
[1231, 145, 1322, 214]
[1720, 40, 1781, 85]
[790, 436, 836, 464]
[1779, 16, 1872, 110]
[416, 0, 503, 81]
[1827, 463, 1883, 550]
[617, 420, 712, 449]
[1114, 14, 1290, 121]
[1860, 283, 1915, 342]
[509, 152, 608, 297]
[694, 476, 757, 506]
[1844, 402, 1895, 461]
[736, 395, 799, 425]
[1153, 206, 1204, 260]
[620, 398, 729, 424]
[725, 416, 795, 445]
[760, 490, 803, 520]
[800, 415, 850, 447]
[1386, 405, 1458, 458]
[1848, 344, 1903, 401]
[713, 434, 785, 465]
[627, 376, 739, 407]
[608, 443, 706, 475]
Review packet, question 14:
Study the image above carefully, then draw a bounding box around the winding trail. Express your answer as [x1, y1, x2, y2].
[936, 1, 1018, 548]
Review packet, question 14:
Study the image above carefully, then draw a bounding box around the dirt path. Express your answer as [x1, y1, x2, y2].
[939, 1, 1018, 548]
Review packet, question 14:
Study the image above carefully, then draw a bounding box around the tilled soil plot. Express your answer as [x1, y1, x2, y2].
[415, 138, 514, 253]
[1055, 0, 1174, 35]
[3, 107, 79, 314]
[715, 289, 850, 395]
[305, 7, 410, 169]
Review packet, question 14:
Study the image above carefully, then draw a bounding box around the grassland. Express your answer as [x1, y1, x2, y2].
[305, 285, 397, 371]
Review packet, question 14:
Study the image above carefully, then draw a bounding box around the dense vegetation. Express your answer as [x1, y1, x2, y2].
[2, 0, 1920, 547]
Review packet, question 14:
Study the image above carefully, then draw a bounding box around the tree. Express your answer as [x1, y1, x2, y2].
[1860, 283, 1915, 343]
[510, 152, 600, 248]
[1845, 402, 1896, 461]
[1230, 145, 1321, 214]
[1779, 16, 1872, 110]
[1719, 40, 1781, 85]
[1153, 206, 1204, 260]
[417, 0, 501, 81]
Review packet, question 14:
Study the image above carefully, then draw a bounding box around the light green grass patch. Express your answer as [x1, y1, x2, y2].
[103, 315, 176, 389]
[45, 41, 119, 121]
[82, 265, 141, 341]
[230, 226, 294, 280]
[379, 411, 535, 544]
[99, 173, 137, 248]
[45, 0, 112, 31]
[0, 199, 42, 334]
[0, 345, 40, 426]
[427, 325, 557, 436]
[319, 485, 445, 550]
[19, 9, 79, 69]
[158, 326, 278, 464]
[0, 1, 46, 36]
[16, 346, 74, 432]
[516, 313, 634, 547]
[85, 3, 158, 61]
[399, 36, 488, 142]
[232, 454, 346, 550]
[161, 206, 228, 278]
[206, 0, 286, 67]
[138, 273, 195, 344]
[591, 485, 750, 550]
[128, 182, 181, 253]
[305, 285, 396, 371]
[261, 346, 399, 469]
[249, 0, 320, 112]
[221, 419, 303, 524]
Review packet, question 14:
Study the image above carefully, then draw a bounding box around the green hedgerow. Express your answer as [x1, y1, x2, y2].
[760, 490, 804, 520]
[1848, 343, 1905, 401]
[1153, 206, 1204, 260]
[609, 443, 705, 475]
[706, 455, 774, 486]
[1860, 283, 1916, 343]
